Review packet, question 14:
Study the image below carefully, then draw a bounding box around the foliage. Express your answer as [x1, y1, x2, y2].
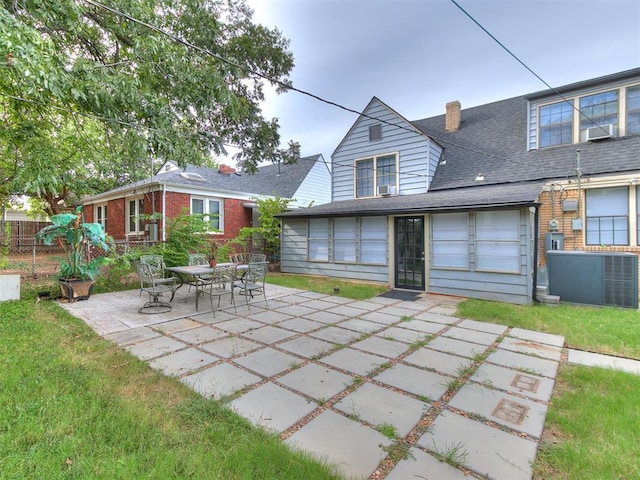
[0, 0, 299, 215]
[160, 210, 212, 266]
[35, 205, 109, 280]
[235, 196, 290, 259]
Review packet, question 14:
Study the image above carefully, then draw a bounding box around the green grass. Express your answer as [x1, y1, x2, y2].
[266, 272, 387, 300]
[0, 300, 339, 480]
[457, 299, 640, 359]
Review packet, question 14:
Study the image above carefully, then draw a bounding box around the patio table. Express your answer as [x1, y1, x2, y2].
[167, 263, 244, 311]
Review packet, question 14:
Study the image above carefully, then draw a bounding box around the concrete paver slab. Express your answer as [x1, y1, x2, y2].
[374, 364, 450, 401]
[326, 305, 369, 317]
[334, 382, 429, 437]
[306, 310, 346, 324]
[233, 347, 301, 376]
[213, 318, 264, 334]
[443, 326, 501, 346]
[449, 383, 548, 438]
[180, 362, 261, 399]
[426, 336, 489, 358]
[375, 305, 414, 318]
[386, 447, 469, 480]
[336, 318, 385, 334]
[351, 336, 408, 358]
[148, 347, 218, 377]
[320, 348, 387, 376]
[404, 348, 473, 377]
[153, 318, 202, 334]
[271, 304, 317, 317]
[378, 326, 432, 344]
[299, 299, 340, 310]
[568, 349, 640, 374]
[509, 327, 565, 347]
[310, 326, 363, 344]
[487, 348, 559, 378]
[418, 410, 537, 480]
[245, 309, 294, 324]
[278, 336, 336, 358]
[414, 311, 459, 324]
[170, 325, 227, 345]
[277, 363, 353, 400]
[230, 382, 317, 433]
[360, 311, 403, 325]
[240, 325, 296, 344]
[398, 319, 447, 335]
[457, 319, 509, 335]
[103, 326, 161, 346]
[499, 336, 563, 361]
[277, 317, 324, 333]
[285, 409, 392, 480]
[124, 335, 186, 361]
[199, 336, 262, 358]
[471, 363, 556, 402]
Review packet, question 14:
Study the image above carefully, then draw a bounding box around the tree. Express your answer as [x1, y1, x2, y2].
[235, 196, 291, 261]
[0, 0, 299, 214]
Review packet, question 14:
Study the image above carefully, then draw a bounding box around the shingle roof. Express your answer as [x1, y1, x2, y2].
[278, 181, 543, 218]
[85, 154, 325, 201]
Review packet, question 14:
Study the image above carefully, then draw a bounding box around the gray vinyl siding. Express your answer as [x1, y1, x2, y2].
[332, 98, 441, 201]
[280, 218, 389, 283]
[291, 157, 331, 207]
[429, 209, 533, 304]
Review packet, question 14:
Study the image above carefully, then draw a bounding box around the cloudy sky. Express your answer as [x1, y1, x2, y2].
[244, 0, 640, 161]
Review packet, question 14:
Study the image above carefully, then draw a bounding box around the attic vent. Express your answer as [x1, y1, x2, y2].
[179, 172, 206, 182]
[369, 124, 382, 142]
[586, 124, 613, 141]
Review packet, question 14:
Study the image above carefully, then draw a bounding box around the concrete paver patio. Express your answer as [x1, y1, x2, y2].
[62, 285, 565, 480]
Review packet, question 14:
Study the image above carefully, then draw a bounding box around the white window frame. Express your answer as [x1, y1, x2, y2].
[431, 212, 469, 269]
[585, 187, 629, 246]
[354, 153, 398, 198]
[475, 210, 521, 273]
[360, 217, 387, 265]
[308, 218, 329, 262]
[333, 217, 356, 263]
[126, 197, 145, 235]
[94, 203, 108, 231]
[191, 196, 223, 233]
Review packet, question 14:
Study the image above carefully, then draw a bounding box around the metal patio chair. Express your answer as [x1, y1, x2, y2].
[137, 262, 178, 314]
[233, 261, 268, 307]
[199, 264, 237, 316]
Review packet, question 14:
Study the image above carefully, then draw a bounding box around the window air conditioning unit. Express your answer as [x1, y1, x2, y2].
[586, 124, 613, 141]
[377, 185, 395, 196]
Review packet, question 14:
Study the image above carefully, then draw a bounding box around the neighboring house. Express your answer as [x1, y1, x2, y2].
[279, 68, 640, 306]
[82, 154, 330, 244]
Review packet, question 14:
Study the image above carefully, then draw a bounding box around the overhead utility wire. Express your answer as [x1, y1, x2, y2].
[449, 0, 609, 133]
[81, 0, 542, 168]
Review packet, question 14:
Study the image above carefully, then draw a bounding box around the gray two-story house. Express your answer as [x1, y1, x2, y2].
[278, 68, 640, 306]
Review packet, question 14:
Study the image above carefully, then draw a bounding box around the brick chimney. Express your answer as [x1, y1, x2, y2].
[445, 101, 461, 132]
[218, 164, 236, 175]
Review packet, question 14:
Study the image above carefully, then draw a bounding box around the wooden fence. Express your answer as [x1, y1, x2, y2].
[0, 220, 64, 254]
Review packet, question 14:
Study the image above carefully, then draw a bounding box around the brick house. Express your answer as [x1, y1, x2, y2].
[278, 68, 640, 307]
[82, 154, 330, 246]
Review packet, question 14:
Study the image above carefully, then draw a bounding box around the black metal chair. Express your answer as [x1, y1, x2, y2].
[137, 262, 178, 314]
[233, 261, 268, 307]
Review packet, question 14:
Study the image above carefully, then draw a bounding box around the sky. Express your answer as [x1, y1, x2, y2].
[243, 0, 640, 162]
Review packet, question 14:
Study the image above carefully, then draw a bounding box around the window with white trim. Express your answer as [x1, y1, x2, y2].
[637, 186, 640, 243]
[127, 197, 144, 234]
[579, 90, 619, 141]
[333, 217, 356, 263]
[191, 197, 222, 232]
[354, 153, 397, 198]
[360, 217, 387, 264]
[94, 203, 107, 231]
[586, 187, 629, 245]
[627, 85, 640, 134]
[431, 213, 469, 268]
[539, 101, 573, 147]
[308, 218, 329, 261]
[475, 211, 520, 272]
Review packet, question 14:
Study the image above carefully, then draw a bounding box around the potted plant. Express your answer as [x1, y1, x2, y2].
[35, 205, 109, 302]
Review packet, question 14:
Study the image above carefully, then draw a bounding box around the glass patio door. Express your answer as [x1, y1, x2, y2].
[394, 216, 425, 290]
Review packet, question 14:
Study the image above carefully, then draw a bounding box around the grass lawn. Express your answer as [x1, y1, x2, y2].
[0, 299, 340, 480]
[456, 298, 640, 480]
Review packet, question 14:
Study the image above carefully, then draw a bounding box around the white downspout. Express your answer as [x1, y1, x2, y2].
[162, 184, 166, 242]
